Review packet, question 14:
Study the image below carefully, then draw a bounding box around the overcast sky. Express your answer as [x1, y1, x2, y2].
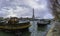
[0, 0, 54, 19]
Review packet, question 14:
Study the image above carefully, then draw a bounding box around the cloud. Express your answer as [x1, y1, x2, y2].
[0, 0, 54, 19]
[24, 0, 47, 9]
[0, 6, 32, 18]
[43, 14, 54, 19]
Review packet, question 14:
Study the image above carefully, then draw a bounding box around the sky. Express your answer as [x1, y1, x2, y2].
[0, 0, 54, 19]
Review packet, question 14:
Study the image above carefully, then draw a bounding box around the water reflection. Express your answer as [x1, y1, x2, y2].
[37, 26, 47, 31]
[0, 21, 51, 36]
[30, 21, 37, 36]
[30, 21, 51, 36]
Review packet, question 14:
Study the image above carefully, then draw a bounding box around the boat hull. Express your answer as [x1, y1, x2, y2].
[37, 23, 48, 26]
[0, 22, 31, 32]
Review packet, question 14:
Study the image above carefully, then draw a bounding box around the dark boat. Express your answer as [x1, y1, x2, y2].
[0, 17, 31, 32]
[37, 19, 50, 26]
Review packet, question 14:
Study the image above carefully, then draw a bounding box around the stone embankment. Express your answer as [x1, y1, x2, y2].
[46, 21, 60, 36]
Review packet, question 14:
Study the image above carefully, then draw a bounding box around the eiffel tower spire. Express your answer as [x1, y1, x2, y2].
[32, 8, 35, 20]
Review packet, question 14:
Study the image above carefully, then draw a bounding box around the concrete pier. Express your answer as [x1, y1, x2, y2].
[46, 21, 60, 36]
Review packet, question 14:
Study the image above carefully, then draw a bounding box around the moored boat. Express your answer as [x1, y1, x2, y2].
[0, 17, 31, 32]
[37, 19, 50, 26]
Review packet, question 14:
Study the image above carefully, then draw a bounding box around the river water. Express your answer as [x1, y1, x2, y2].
[0, 21, 51, 36]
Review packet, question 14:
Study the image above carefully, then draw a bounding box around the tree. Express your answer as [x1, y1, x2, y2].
[50, 0, 60, 21]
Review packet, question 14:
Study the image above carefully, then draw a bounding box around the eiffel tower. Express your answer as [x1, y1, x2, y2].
[32, 8, 35, 20]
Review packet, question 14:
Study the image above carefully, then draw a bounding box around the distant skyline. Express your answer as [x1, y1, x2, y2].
[0, 0, 54, 19]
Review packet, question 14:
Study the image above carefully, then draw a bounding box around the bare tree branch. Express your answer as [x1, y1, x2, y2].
[50, 0, 60, 20]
